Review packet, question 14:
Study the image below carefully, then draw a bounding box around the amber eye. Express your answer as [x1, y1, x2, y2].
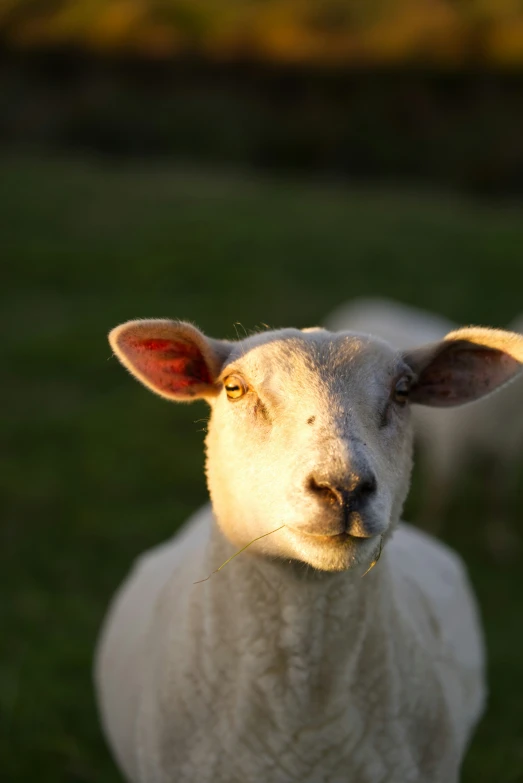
[394, 376, 412, 406]
[224, 375, 248, 401]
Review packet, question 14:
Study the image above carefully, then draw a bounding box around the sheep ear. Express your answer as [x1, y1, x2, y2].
[403, 327, 523, 407]
[109, 319, 231, 401]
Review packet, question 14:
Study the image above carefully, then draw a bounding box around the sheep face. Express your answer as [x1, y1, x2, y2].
[205, 329, 414, 572]
[109, 319, 523, 574]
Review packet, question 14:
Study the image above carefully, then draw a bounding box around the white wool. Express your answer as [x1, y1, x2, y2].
[95, 506, 485, 783]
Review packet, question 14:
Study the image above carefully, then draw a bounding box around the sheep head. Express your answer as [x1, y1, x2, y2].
[109, 320, 523, 574]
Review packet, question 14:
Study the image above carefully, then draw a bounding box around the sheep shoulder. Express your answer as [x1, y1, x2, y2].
[94, 506, 212, 781]
[388, 524, 486, 746]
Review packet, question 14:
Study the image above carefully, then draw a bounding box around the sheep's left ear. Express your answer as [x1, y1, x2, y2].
[109, 319, 232, 402]
[403, 327, 523, 407]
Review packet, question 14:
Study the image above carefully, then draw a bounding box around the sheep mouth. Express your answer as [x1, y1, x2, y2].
[288, 528, 377, 545]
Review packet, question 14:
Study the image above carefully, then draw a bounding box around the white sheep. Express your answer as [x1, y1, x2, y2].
[95, 318, 523, 783]
[325, 299, 523, 552]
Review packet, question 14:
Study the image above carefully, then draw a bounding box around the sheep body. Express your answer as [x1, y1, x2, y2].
[96, 505, 484, 783]
[94, 319, 510, 783]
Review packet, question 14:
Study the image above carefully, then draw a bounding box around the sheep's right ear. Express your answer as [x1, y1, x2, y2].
[403, 327, 523, 407]
[109, 320, 232, 402]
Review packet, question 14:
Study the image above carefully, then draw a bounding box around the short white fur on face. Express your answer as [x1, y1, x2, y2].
[206, 330, 414, 572]
[109, 319, 523, 574]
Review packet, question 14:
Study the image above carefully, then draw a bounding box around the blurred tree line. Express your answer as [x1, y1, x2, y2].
[1, 1, 523, 196]
[1, 0, 523, 65]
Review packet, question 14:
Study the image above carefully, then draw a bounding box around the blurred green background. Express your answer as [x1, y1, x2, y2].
[2, 2, 523, 782]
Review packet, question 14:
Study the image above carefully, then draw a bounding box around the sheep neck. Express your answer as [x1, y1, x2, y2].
[201, 521, 397, 679]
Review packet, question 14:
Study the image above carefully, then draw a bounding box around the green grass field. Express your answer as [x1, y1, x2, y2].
[2, 154, 523, 782]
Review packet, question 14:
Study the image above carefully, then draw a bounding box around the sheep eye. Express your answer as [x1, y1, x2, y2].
[393, 376, 412, 406]
[224, 375, 248, 401]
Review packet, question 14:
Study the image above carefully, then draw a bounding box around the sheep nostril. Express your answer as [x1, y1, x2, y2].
[358, 475, 377, 498]
[349, 474, 377, 508]
[307, 477, 341, 506]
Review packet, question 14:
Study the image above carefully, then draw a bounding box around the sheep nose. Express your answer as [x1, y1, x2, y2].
[307, 473, 377, 511]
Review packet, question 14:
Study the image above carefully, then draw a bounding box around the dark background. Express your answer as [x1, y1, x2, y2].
[2, 1, 523, 781]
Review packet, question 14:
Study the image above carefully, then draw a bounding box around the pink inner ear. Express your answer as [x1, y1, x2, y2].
[127, 337, 212, 396]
